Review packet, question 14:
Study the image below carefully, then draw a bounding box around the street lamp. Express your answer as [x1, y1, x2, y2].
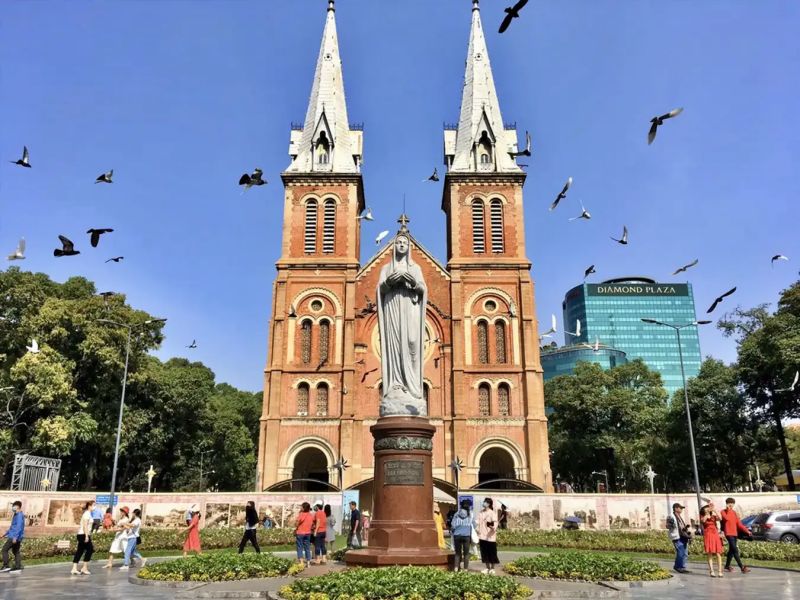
[199, 449, 214, 491]
[591, 470, 609, 493]
[97, 317, 167, 511]
[641, 318, 710, 515]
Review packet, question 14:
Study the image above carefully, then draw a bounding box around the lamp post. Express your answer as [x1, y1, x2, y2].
[146, 465, 157, 494]
[97, 317, 167, 511]
[591, 470, 609, 493]
[199, 449, 214, 491]
[641, 318, 710, 515]
[645, 465, 657, 495]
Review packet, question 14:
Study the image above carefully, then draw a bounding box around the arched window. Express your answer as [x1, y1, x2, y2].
[316, 383, 329, 416]
[472, 199, 485, 253]
[300, 319, 312, 364]
[316, 132, 330, 165]
[304, 200, 318, 254]
[478, 130, 493, 167]
[478, 383, 491, 416]
[297, 383, 310, 416]
[477, 320, 489, 364]
[319, 320, 330, 365]
[480, 153, 491, 164]
[498, 383, 510, 416]
[490, 199, 504, 253]
[322, 199, 336, 254]
[495, 321, 507, 364]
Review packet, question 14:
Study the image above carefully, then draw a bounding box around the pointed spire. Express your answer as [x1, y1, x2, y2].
[447, 1, 521, 173]
[287, 1, 361, 174]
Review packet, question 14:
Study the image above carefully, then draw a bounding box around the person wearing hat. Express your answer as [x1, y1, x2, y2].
[311, 500, 327, 564]
[666, 502, 692, 574]
[103, 506, 130, 569]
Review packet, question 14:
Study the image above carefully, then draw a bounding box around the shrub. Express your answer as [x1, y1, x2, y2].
[280, 566, 531, 600]
[505, 552, 670, 582]
[329, 548, 347, 562]
[138, 551, 298, 582]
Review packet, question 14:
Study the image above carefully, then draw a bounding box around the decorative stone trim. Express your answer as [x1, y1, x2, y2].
[374, 436, 433, 452]
[466, 418, 525, 426]
[281, 418, 340, 426]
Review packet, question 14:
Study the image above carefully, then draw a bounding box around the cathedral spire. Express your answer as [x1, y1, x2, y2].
[445, 0, 521, 173]
[287, 1, 362, 174]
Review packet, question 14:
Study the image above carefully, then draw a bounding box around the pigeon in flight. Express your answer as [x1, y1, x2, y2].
[424, 168, 439, 182]
[7, 239, 25, 261]
[10, 146, 31, 168]
[706, 287, 737, 314]
[566, 319, 582, 339]
[357, 207, 374, 221]
[239, 168, 267, 190]
[648, 108, 683, 145]
[509, 130, 532, 158]
[53, 235, 80, 257]
[672, 259, 699, 275]
[771, 254, 789, 266]
[568, 201, 591, 221]
[776, 370, 799, 393]
[499, 0, 529, 33]
[26, 339, 40, 354]
[593, 337, 600, 352]
[105, 256, 124, 263]
[95, 169, 113, 184]
[186, 340, 197, 349]
[540, 314, 557, 338]
[87, 228, 114, 248]
[584, 265, 596, 279]
[550, 177, 572, 211]
[611, 226, 629, 245]
[375, 230, 390, 246]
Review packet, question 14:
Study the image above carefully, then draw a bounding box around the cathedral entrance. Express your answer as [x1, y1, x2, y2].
[478, 447, 517, 488]
[291, 447, 330, 492]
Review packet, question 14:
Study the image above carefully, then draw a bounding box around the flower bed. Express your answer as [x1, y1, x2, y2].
[280, 566, 531, 600]
[505, 552, 670, 582]
[138, 552, 301, 582]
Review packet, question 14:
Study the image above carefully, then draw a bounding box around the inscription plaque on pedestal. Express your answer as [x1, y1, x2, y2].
[384, 460, 424, 486]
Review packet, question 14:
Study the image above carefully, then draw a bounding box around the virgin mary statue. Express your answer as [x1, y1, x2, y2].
[376, 229, 427, 417]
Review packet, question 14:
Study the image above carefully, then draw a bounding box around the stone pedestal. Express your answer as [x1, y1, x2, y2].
[345, 416, 451, 567]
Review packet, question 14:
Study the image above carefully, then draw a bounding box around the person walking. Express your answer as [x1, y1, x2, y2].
[720, 497, 752, 574]
[701, 504, 724, 577]
[121, 509, 146, 570]
[312, 500, 327, 564]
[238, 501, 261, 554]
[90, 503, 103, 534]
[476, 497, 499, 574]
[433, 507, 446, 550]
[262, 512, 274, 529]
[666, 502, 692, 574]
[324, 504, 336, 555]
[347, 501, 362, 549]
[498, 504, 508, 530]
[450, 499, 474, 572]
[102, 508, 114, 531]
[1, 500, 24, 573]
[103, 506, 130, 569]
[71, 500, 96, 575]
[182, 510, 202, 557]
[294, 502, 313, 566]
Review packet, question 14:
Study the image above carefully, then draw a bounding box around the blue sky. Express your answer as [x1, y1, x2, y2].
[2, 0, 798, 392]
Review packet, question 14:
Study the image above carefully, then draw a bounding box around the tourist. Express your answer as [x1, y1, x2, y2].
[312, 500, 327, 564]
[433, 507, 446, 549]
[324, 504, 336, 555]
[71, 500, 96, 575]
[347, 501, 362, 549]
[102, 508, 114, 531]
[666, 502, 691, 574]
[103, 506, 130, 569]
[121, 509, 146, 570]
[294, 502, 313, 566]
[476, 497, 499, 574]
[361, 510, 370, 544]
[238, 501, 261, 554]
[1, 500, 24, 573]
[90, 503, 103, 534]
[262, 512, 274, 529]
[450, 499, 474, 572]
[183, 510, 202, 557]
[184, 505, 195, 526]
[700, 504, 724, 577]
[720, 497, 752, 574]
[498, 504, 508, 530]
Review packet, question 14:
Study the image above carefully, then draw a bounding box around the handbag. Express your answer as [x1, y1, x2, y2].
[470, 523, 479, 545]
[136, 535, 142, 545]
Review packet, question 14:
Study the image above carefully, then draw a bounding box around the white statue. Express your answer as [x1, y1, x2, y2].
[376, 225, 427, 417]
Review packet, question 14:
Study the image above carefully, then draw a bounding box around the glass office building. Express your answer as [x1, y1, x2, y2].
[561, 277, 702, 396]
[541, 343, 628, 382]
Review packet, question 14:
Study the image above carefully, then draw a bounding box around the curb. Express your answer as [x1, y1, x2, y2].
[128, 574, 205, 589]
[599, 575, 674, 589]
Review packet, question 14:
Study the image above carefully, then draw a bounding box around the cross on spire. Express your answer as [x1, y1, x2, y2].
[397, 213, 410, 232]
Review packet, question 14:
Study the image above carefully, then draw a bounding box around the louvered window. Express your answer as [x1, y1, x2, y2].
[301, 320, 312, 364]
[322, 199, 336, 253]
[490, 200, 504, 253]
[498, 384, 510, 416]
[478, 384, 491, 416]
[297, 383, 309, 415]
[304, 200, 318, 253]
[316, 383, 328, 416]
[495, 321, 507, 364]
[319, 320, 330, 365]
[477, 320, 489, 364]
[472, 200, 485, 253]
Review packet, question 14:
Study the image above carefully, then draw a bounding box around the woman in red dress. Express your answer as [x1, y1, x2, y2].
[701, 504, 724, 577]
[183, 511, 202, 557]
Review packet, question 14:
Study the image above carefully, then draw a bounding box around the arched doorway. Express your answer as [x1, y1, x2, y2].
[478, 447, 516, 487]
[291, 447, 330, 492]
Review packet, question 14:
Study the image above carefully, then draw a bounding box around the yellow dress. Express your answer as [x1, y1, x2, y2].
[434, 511, 445, 549]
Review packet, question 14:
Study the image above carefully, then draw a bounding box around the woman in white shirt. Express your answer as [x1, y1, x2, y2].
[103, 506, 130, 569]
[121, 508, 146, 570]
[71, 501, 96, 575]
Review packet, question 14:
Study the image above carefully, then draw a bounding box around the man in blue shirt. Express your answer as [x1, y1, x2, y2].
[91, 504, 103, 533]
[1, 500, 24, 573]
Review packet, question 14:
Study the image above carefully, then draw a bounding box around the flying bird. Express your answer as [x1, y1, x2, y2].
[375, 230, 390, 246]
[424, 168, 439, 182]
[10, 146, 31, 168]
[540, 314, 557, 338]
[288, 303, 297, 318]
[568, 201, 591, 221]
[26, 339, 39, 354]
[771, 254, 789, 266]
[95, 169, 113, 184]
[593, 337, 600, 352]
[238, 168, 267, 190]
[611, 226, 629, 245]
[566, 319, 581, 339]
[53, 235, 80, 257]
[648, 107, 683, 145]
[550, 177, 572, 211]
[498, 0, 529, 33]
[7, 239, 25, 261]
[87, 228, 114, 247]
[186, 340, 197, 349]
[584, 265, 596, 279]
[509, 130, 532, 158]
[776, 370, 799, 393]
[672, 259, 699, 275]
[105, 256, 124, 263]
[706, 287, 737, 314]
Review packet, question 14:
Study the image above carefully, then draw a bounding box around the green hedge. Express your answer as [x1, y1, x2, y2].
[138, 552, 301, 582]
[496, 530, 800, 562]
[280, 566, 531, 600]
[505, 552, 670, 582]
[22, 527, 295, 560]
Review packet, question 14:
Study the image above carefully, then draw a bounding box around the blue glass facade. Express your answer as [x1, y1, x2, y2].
[541, 345, 628, 382]
[561, 277, 702, 396]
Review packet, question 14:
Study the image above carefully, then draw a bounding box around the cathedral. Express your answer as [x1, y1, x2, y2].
[256, 0, 552, 502]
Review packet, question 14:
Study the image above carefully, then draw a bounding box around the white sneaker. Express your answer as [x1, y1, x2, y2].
[119, 566, 129, 571]
[0, 567, 11, 573]
[481, 568, 489, 574]
[489, 569, 496, 575]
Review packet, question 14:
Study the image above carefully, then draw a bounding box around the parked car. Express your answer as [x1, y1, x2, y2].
[739, 514, 757, 539]
[750, 511, 800, 544]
